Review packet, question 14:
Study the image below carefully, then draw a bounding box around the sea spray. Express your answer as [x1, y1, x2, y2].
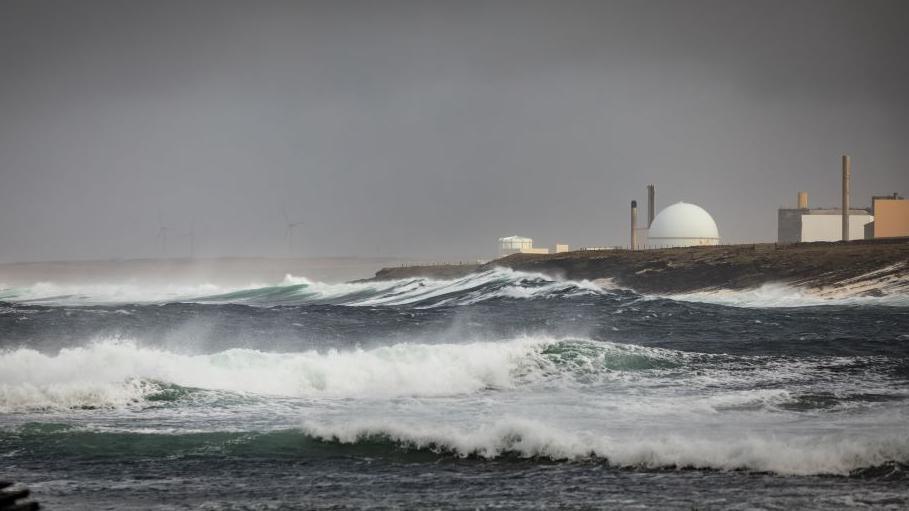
[3, 266, 907, 308]
[0, 269, 609, 307]
[0, 337, 559, 409]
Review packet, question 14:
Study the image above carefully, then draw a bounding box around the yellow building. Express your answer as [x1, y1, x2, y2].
[865, 194, 909, 239]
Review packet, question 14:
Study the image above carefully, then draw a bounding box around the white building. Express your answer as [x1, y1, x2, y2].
[646, 202, 720, 248]
[498, 236, 550, 257]
[778, 208, 873, 243]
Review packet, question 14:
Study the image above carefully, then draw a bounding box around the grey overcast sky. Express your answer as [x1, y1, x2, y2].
[1, 0, 907, 262]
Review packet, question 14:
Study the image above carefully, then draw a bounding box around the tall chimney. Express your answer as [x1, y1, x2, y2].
[630, 200, 638, 250]
[798, 191, 808, 209]
[842, 154, 851, 241]
[647, 185, 655, 227]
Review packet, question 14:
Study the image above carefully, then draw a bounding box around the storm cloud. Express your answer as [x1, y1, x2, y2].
[1, 0, 907, 261]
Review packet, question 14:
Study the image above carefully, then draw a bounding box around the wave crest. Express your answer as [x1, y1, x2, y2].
[4, 265, 907, 308]
[8, 420, 907, 476]
[1, 337, 678, 411]
[0, 269, 610, 307]
[301, 418, 909, 476]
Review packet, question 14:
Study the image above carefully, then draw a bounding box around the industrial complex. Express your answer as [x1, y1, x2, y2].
[498, 154, 907, 258]
[499, 182, 723, 254]
[628, 185, 720, 250]
[778, 155, 908, 243]
[497, 236, 569, 257]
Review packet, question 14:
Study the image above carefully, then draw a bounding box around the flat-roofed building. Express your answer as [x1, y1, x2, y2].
[778, 207, 873, 243]
[498, 236, 550, 257]
[863, 194, 909, 239]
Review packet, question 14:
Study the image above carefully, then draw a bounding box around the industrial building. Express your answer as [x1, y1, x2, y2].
[629, 185, 720, 249]
[864, 194, 909, 239]
[777, 203, 873, 243]
[647, 202, 721, 248]
[497, 236, 571, 257]
[777, 155, 906, 243]
[778, 154, 867, 243]
[497, 236, 550, 256]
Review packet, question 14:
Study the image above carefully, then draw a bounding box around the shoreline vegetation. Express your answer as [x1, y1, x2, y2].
[370, 238, 909, 295]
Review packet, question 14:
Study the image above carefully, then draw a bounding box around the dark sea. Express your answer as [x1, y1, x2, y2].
[1, 269, 908, 510]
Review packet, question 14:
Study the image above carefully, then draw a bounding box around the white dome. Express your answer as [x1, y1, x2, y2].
[647, 202, 720, 247]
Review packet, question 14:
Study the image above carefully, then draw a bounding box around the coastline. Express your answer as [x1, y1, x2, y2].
[368, 238, 909, 295]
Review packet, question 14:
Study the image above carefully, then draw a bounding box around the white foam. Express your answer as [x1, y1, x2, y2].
[4, 262, 907, 309]
[2, 336, 896, 413]
[328, 268, 604, 307]
[0, 281, 267, 305]
[4, 336, 908, 476]
[662, 282, 909, 308]
[0, 337, 558, 411]
[659, 262, 909, 308]
[0, 268, 608, 307]
[302, 417, 909, 475]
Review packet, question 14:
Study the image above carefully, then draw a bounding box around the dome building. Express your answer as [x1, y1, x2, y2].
[646, 202, 720, 248]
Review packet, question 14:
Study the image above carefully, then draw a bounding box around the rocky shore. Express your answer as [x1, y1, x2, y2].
[369, 238, 909, 295]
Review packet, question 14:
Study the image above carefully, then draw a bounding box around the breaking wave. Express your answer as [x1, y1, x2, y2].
[0, 338, 527, 410]
[5, 419, 908, 476]
[3, 337, 908, 476]
[0, 336, 688, 411]
[3, 265, 908, 309]
[660, 263, 909, 308]
[0, 280, 261, 305]
[0, 269, 610, 307]
[300, 418, 909, 476]
[663, 282, 909, 308]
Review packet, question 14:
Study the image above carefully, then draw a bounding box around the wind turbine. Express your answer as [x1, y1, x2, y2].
[156, 210, 173, 258]
[176, 220, 197, 259]
[282, 208, 304, 257]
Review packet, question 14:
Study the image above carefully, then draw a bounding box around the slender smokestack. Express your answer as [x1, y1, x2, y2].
[647, 184, 655, 227]
[798, 191, 808, 209]
[842, 154, 850, 241]
[630, 200, 638, 250]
